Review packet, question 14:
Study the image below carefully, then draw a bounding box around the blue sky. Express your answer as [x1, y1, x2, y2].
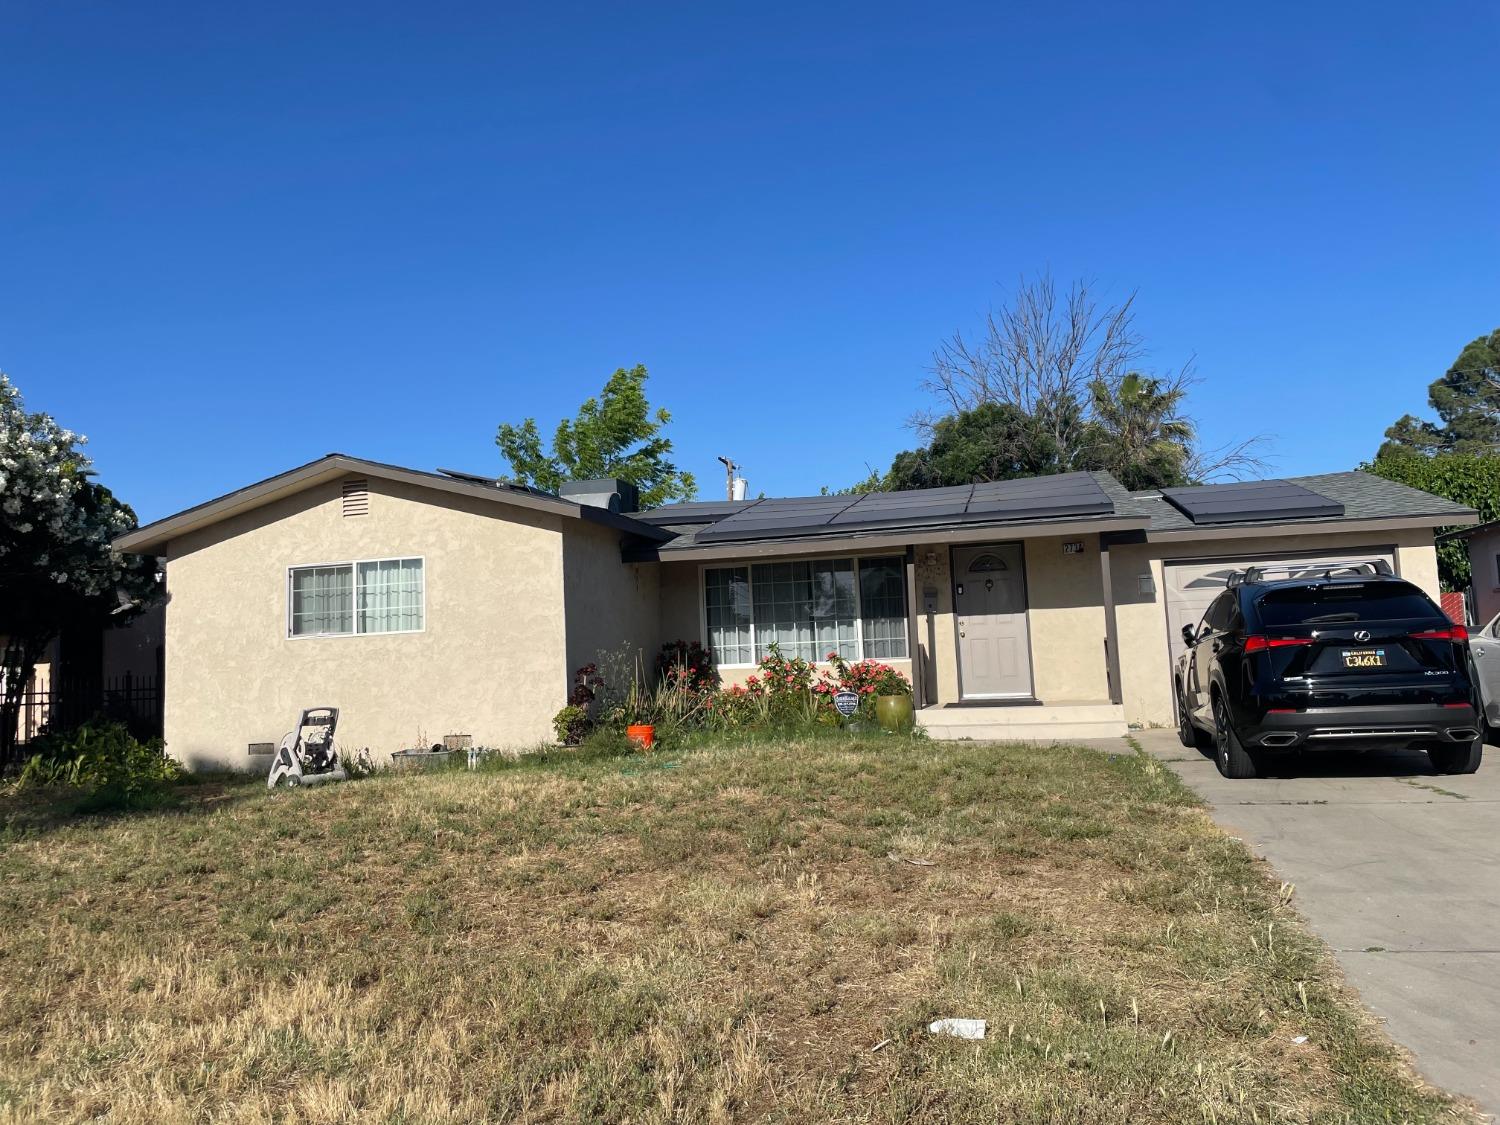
[4, 1, 1498, 521]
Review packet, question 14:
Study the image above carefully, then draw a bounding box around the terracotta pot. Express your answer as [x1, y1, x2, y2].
[875, 694, 914, 732]
[626, 723, 656, 750]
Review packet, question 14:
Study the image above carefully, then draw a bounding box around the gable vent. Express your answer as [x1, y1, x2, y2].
[341, 478, 370, 517]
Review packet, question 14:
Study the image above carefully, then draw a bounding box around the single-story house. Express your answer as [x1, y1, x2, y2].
[114, 454, 1476, 769]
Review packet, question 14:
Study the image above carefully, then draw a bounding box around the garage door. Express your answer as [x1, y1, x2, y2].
[1163, 548, 1396, 664]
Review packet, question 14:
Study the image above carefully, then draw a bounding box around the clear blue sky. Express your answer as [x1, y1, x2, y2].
[4, 1, 1497, 521]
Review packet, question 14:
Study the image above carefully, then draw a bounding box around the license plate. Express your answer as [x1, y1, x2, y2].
[1343, 648, 1386, 669]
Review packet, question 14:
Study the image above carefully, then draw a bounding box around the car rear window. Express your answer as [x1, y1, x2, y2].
[1254, 582, 1441, 627]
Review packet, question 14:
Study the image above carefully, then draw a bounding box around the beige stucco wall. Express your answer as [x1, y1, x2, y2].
[1113, 527, 1443, 729]
[163, 476, 573, 770]
[563, 520, 662, 679]
[659, 539, 1104, 704]
[1466, 529, 1500, 627]
[912, 536, 1108, 705]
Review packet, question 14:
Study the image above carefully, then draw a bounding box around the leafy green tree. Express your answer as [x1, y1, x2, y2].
[1084, 372, 1194, 491]
[1381, 328, 1500, 456]
[0, 374, 161, 768]
[495, 365, 696, 508]
[883, 402, 1063, 490]
[1364, 448, 1500, 590]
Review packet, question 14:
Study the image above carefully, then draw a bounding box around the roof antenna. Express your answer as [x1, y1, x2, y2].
[716, 455, 740, 502]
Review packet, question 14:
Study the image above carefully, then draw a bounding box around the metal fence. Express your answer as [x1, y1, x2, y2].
[14, 672, 163, 745]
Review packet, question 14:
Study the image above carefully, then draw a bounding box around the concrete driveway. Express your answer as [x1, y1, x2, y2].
[1128, 728, 1500, 1118]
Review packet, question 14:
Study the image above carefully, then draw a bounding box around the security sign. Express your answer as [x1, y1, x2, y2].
[833, 690, 860, 717]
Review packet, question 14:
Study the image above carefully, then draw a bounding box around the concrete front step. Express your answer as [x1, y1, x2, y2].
[916, 701, 1128, 742]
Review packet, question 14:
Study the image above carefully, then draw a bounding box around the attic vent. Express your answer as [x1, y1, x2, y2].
[341, 478, 369, 517]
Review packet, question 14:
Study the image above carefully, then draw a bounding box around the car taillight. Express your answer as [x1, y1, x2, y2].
[1243, 635, 1314, 654]
[1410, 625, 1468, 641]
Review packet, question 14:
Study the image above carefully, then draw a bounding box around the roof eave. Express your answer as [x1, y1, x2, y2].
[629, 514, 1151, 563]
[113, 454, 585, 555]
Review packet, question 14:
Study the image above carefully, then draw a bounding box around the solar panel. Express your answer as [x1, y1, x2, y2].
[633, 499, 760, 524]
[1159, 480, 1344, 525]
[695, 472, 1118, 543]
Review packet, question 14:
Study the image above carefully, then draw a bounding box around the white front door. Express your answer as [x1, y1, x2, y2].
[953, 543, 1033, 699]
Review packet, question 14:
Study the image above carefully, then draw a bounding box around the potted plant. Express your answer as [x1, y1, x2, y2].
[823, 654, 914, 731]
[619, 672, 657, 751]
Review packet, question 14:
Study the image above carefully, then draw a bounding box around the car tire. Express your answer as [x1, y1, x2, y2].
[1212, 692, 1259, 779]
[1176, 686, 1211, 752]
[1428, 738, 1482, 775]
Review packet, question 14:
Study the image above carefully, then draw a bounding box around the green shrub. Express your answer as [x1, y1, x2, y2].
[552, 704, 591, 746]
[18, 721, 180, 809]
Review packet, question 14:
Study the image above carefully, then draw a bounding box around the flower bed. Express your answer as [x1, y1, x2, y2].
[555, 642, 912, 743]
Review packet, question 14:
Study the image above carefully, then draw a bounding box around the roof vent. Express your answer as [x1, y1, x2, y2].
[341, 478, 369, 517]
[558, 478, 640, 514]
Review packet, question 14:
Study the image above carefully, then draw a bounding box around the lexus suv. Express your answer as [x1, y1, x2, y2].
[1175, 561, 1482, 778]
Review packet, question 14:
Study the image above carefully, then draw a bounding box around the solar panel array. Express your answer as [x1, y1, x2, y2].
[675, 472, 1117, 544]
[1159, 480, 1344, 525]
[631, 500, 758, 525]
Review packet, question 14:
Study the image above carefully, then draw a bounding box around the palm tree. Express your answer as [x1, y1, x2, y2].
[1086, 372, 1195, 491]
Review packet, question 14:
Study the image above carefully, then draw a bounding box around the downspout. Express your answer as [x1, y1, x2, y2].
[904, 546, 925, 710]
[1099, 541, 1123, 706]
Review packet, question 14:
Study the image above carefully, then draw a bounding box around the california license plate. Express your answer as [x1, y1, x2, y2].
[1343, 648, 1386, 669]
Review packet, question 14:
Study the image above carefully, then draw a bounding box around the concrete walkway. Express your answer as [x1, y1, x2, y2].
[1117, 728, 1500, 1118]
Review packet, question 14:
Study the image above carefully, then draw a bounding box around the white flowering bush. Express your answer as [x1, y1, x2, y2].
[1, 373, 161, 767]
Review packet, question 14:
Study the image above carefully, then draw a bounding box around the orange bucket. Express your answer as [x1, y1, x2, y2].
[626, 723, 655, 750]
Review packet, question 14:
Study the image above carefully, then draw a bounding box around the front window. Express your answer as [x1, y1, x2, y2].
[289, 557, 424, 636]
[702, 556, 908, 664]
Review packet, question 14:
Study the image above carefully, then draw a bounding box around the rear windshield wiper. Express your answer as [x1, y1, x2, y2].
[1300, 612, 1360, 623]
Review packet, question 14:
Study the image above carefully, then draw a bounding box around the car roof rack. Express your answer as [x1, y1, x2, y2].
[1226, 559, 1395, 588]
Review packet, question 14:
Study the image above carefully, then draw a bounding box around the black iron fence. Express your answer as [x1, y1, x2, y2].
[14, 672, 163, 745]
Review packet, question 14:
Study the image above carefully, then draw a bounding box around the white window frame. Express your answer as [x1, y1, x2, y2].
[697, 553, 909, 669]
[286, 555, 427, 639]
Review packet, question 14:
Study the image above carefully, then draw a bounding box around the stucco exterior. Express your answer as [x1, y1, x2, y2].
[163, 475, 575, 769]
[563, 519, 662, 679]
[125, 453, 1464, 766]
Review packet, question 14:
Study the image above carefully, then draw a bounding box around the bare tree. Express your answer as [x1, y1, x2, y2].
[917, 273, 1270, 484]
[918, 274, 1144, 468]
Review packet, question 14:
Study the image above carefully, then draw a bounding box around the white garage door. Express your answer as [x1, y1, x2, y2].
[1163, 548, 1396, 663]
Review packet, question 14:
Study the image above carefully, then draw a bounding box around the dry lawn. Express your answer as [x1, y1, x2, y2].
[0, 733, 1476, 1123]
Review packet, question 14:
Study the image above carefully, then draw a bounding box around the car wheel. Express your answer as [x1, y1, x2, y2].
[1177, 686, 1211, 752]
[1428, 738, 1482, 775]
[1212, 692, 1259, 779]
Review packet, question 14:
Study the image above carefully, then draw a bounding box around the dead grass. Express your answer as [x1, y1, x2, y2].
[0, 734, 1476, 1123]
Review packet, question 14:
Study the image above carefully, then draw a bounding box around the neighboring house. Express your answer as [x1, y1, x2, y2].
[1438, 520, 1500, 627]
[114, 454, 1476, 769]
[3, 604, 165, 745]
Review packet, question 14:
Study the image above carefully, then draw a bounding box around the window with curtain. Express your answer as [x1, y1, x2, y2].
[702, 556, 907, 664]
[704, 566, 752, 664]
[289, 558, 423, 636]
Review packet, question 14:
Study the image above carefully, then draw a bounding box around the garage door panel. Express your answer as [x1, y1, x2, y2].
[1163, 548, 1395, 663]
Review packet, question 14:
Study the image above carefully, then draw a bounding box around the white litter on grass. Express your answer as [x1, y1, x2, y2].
[1291, 1035, 1309, 1045]
[929, 1018, 987, 1040]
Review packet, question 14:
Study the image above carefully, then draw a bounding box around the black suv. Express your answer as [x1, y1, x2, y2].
[1175, 561, 1482, 778]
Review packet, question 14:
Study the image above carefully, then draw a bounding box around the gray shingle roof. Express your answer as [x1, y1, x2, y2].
[635, 469, 1474, 555]
[1131, 471, 1476, 532]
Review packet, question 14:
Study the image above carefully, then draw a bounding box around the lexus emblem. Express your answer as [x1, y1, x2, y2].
[1354, 629, 1371, 642]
